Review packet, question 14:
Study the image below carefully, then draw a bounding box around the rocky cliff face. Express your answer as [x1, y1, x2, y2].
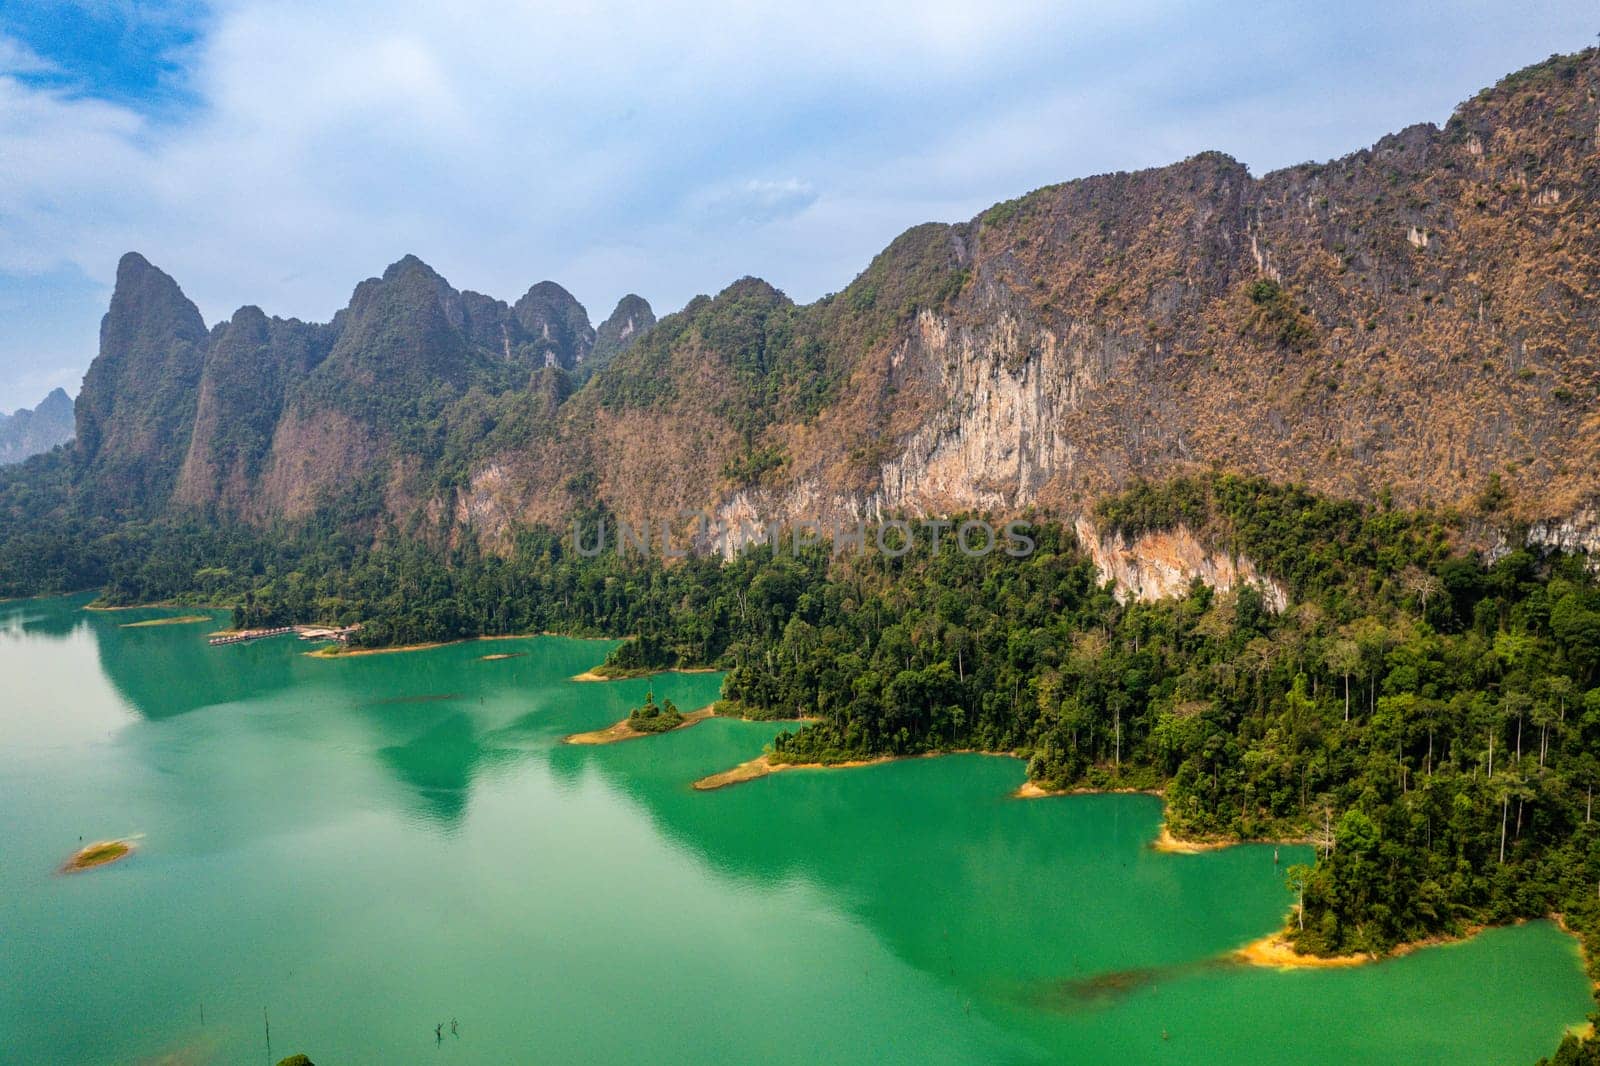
[0, 388, 74, 465]
[1526, 504, 1600, 561]
[75, 253, 209, 515]
[174, 307, 333, 515]
[56, 49, 1600, 600]
[557, 51, 1600, 591]
[1072, 516, 1289, 611]
[512, 280, 595, 371]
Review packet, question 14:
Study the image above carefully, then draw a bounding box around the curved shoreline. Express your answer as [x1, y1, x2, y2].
[1008, 781, 1311, 855]
[564, 706, 716, 745]
[1232, 915, 1594, 973]
[119, 614, 212, 628]
[306, 633, 539, 659]
[1152, 825, 1238, 854]
[571, 666, 720, 682]
[696, 741, 1600, 990]
[692, 750, 995, 791]
[83, 601, 228, 613]
[1234, 933, 1374, 969]
[695, 748, 1306, 861]
[1012, 781, 1162, 800]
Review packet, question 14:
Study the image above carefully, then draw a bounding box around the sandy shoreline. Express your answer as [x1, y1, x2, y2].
[120, 614, 212, 628]
[572, 666, 720, 682]
[85, 602, 227, 613]
[85, 598, 233, 614]
[1009, 780, 1310, 855]
[693, 748, 1298, 862]
[691, 751, 976, 791]
[1233, 915, 1592, 972]
[1234, 933, 1374, 969]
[692, 748, 1180, 795]
[306, 633, 534, 658]
[1151, 825, 1238, 854]
[564, 706, 716, 745]
[1012, 781, 1162, 800]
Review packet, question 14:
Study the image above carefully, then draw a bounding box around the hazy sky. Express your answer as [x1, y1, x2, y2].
[0, 1, 1595, 411]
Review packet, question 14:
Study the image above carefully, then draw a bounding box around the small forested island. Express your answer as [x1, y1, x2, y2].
[566, 694, 717, 744]
[627, 692, 685, 733]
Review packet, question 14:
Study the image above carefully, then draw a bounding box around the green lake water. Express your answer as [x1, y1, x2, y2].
[0, 594, 1591, 1064]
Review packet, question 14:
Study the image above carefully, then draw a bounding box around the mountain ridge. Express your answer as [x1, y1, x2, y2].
[0, 387, 74, 466]
[40, 46, 1600, 563]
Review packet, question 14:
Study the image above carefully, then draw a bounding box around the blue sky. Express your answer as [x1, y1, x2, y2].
[0, 1, 1595, 412]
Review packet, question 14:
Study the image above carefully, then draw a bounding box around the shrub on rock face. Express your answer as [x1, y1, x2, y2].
[1241, 278, 1316, 352]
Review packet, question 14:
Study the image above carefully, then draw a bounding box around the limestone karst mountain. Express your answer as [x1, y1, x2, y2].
[32, 48, 1600, 557]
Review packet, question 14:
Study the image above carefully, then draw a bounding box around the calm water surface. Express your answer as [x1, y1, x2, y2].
[0, 595, 1590, 1064]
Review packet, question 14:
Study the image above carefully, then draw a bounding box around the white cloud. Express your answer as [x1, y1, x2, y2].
[0, 35, 54, 74]
[0, 0, 1596, 409]
[689, 178, 819, 227]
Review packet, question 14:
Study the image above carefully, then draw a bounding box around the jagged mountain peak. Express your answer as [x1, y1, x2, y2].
[715, 276, 788, 303]
[114, 250, 160, 283]
[587, 294, 656, 378]
[519, 278, 580, 302]
[74, 251, 209, 512]
[512, 281, 593, 369]
[107, 253, 204, 330]
[608, 293, 652, 316]
[381, 253, 444, 283]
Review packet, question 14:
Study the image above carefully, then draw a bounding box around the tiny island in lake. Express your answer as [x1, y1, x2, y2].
[59, 839, 135, 874]
[565, 691, 716, 744]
